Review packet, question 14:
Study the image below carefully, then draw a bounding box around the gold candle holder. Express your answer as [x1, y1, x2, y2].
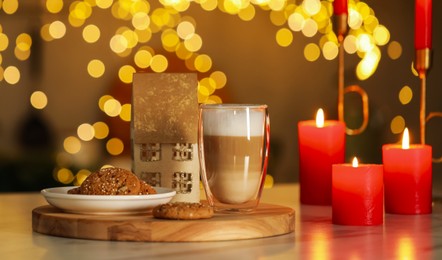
[414, 48, 431, 144]
[334, 14, 369, 135]
[335, 14, 348, 123]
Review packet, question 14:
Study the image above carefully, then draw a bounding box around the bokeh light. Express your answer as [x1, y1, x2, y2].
[40, 24, 54, 42]
[387, 41, 402, 60]
[357, 34, 374, 53]
[77, 123, 95, 141]
[162, 29, 180, 51]
[14, 47, 31, 61]
[399, 86, 413, 105]
[49, 20, 67, 39]
[238, 4, 255, 21]
[288, 13, 304, 32]
[110, 34, 128, 54]
[98, 95, 113, 111]
[55, 168, 75, 184]
[276, 28, 293, 47]
[132, 12, 150, 30]
[322, 41, 339, 60]
[373, 25, 390, 46]
[150, 54, 169, 72]
[356, 48, 380, 80]
[0, 0, 398, 186]
[83, 24, 101, 43]
[4, 66, 20, 84]
[30, 91, 48, 110]
[194, 54, 212, 73]
[104, 98, 122, 117]
[134, 49, 153, 68]
[46, 0, 64, 14]
[199, 77, 216, 97]
[0, 33, 9, 51]
[211, 71, 227, 89]
[177, 21, 195, 40]
[304, 43, 320, 62]
[343, 35, 358, 54]
[64, 136, 82, 154]
[2, 0, 19, 14]
[93, 121, 110, 139]
[269, 9, 286, 27]
[302, 19, 318, 38]
[16, 33, 32, 52]
[96, 0, 113, 9]
[302, 0, 321, 16]
[184, 33, 203, 52]
[118, 64, 135, 83]
[106, 138, 124, 155]
[119, 103, 132, 122]
[348, 8, 363, 29]
[390, 115, 406, 135]
[74, 169, 91, 186]
[87, 59, 105, 78]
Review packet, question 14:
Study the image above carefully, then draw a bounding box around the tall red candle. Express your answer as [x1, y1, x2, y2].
[415, 0, 432, 49]
[333, 0, 348, 15]
[382, 128, 432, 214]
[298, 109, 345, 205]
[332, 158, 383, 226]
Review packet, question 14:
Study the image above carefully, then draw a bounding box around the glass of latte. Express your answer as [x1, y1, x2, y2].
[198, 104, 270, 213]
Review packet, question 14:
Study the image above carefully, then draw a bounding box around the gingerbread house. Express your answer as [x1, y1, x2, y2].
[131, 73, 199, 202]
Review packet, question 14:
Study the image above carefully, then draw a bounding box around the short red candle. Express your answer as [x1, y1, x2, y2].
[298, 110, 345, 205]
[332, 161, 384, 226]
[333, 0, 348, 15]
[382, 144, 432, 214]
[415, 0, 432, 49]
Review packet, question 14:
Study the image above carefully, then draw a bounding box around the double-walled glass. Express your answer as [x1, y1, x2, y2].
[198, 104, 270, 213]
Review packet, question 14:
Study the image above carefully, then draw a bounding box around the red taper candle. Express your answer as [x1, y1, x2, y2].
[333, 0, 348, 15]
[298, 109, 346, 205]
[415, 0, 432, 49]
[382, 128, 432, 214]
[332, 158, 384, 226]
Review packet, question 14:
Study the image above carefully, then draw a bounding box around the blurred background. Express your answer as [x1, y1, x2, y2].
[0, 0, 441, 193]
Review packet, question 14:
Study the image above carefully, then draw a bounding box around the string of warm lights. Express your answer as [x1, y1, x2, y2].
[0, 0, 417, 185]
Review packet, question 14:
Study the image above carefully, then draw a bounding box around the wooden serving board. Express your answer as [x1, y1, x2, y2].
[32, 203, 295, 242]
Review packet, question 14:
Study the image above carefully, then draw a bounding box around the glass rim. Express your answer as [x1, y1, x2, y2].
[199, 103, 267, 109]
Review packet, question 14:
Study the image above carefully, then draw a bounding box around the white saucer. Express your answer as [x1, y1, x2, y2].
[41, 186, 176, 215]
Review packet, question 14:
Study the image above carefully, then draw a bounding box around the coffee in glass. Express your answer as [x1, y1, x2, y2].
[198, 104, 270, 213]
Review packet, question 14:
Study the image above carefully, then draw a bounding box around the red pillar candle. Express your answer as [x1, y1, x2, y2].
[332, 158, 384, 226]
[333, 0, 348, 15]
[298, 109, 345, 205]
[415, 0, 432, 49]
[383, 128, 432, 214]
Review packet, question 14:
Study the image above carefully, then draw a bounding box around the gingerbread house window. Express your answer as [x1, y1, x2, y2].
[140, 171, 161, 187]
[172, 143, 193, 161]
[140, 143, 161, 162]
[172, 171, 193, 194]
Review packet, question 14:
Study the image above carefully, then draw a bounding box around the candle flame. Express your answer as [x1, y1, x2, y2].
[352, 157, 359, 168]
[402, 127, 410, 149]
[316, 108, 324, 128]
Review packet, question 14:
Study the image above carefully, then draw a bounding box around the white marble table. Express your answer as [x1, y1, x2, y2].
[1, 183, 442, 259]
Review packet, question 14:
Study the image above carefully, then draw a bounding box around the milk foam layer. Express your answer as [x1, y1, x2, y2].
[202, 108, 265, 137]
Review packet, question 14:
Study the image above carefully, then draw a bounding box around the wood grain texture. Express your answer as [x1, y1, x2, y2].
[32, 203, 295, 242]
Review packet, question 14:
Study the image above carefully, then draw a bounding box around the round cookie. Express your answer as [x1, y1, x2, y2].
[139, 180, 157, 195]
[67, 187, 81, 194]
[153, 202, 214, 220]
[78, 167, 141, 195]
